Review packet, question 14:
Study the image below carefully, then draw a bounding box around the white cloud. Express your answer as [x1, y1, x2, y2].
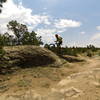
[91, 33, 100, 40]
[66, 41, 88, 47]
[0, 0, 51, 33]
[43, 7, 47, 10]
[80, 31, 85, 35]
[55, 19, 81, 29]
[0, 0, 82, 44]
[36, 28, 56, 44]
[57, 29, 66, 33]
[96, 26, 100, 30]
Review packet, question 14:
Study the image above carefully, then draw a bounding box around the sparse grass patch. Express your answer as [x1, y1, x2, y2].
[0, 46, 5, 58]
[40, 81, 50, 88]
[86, 50, 93, 57]
[17, 79, 31, 87]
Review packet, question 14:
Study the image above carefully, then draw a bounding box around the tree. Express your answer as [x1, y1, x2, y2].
[0, 34, 4, 46]
[22, 31, 43, 46]
[0, 0, 7, 3]
[29, 31, 43, 45]
[4, 32, 14, 46]
[0, 32, 13, 46]
[87, 44, 96, 52]
[7, 20, 43, 46]
[7, 20, 28, 45]
[0, 0, 7, 13]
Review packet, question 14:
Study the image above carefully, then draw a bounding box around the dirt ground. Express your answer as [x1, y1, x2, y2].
[0, 56, 100, 100]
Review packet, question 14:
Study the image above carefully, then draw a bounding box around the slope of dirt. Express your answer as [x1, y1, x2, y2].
[0, 56, 100, 100]
[60, 55, 84, 63]
[0, 46, 63, 74]
[0, 46, 100, 100]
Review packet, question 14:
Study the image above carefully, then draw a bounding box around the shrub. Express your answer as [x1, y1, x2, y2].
[86, 50, 93, 57]
[0, 46, 5, 58]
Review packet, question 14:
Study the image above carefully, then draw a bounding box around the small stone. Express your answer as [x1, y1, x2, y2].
[64, 87, 82, 98]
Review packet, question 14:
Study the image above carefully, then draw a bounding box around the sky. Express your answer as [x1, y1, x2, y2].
[0, 0, 100, 47]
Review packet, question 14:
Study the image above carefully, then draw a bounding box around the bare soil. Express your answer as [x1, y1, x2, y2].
[0, 55, 100, 100]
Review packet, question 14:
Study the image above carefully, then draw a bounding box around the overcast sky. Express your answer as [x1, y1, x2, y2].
[0, 0, 100, 47]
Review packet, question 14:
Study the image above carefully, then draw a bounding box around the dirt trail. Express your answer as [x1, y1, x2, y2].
[0, 56, 100, 100]
[80, 56, 100, 71]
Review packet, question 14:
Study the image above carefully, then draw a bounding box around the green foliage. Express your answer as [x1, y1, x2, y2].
[0, 33, 14, 46]
[86, 50, 93, 57]
[17, 79, 31, 87]
[0, 0, 7, 3]
[87, 45, 97, 52]
[0, 46, 5, 58]
[0, 0, 7, 13]
[98, 51, 100, 56]
[7, 20, 28, 45]
[44, 43, 98, 57]
[22, 31, 43, 45]
[0, 20, 43, 46]
[0, 34, 5, 58]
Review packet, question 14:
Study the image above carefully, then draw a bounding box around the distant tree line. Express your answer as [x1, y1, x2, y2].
[44, 44, 99, 57]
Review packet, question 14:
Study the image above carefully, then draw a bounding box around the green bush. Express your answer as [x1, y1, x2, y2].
[86, 50, 93, 57]
[0, 46, 5, 58]
[98, 51, 100, 56]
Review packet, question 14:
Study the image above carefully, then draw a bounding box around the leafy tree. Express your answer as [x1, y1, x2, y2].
[0, 34, 6, 58]
[87, 44, 96, 52]
[7, 20, 28, 45]
[0, 0, 7, 3]
[21, 31, 30, 45]
[22, 31, 43, 45]
[3, 32, 12, 46]
[35, 35, 43, 46]
[0, 46, 5, 58]
[0, 32, 14, 46]
[0, 0, 7, 13]
[7, 20, 43, 46]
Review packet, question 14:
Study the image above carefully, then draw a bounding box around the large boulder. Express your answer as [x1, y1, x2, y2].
[1, 46, 62, 68]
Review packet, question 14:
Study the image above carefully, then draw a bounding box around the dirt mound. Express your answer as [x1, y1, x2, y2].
[1, 46, 62, 69]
